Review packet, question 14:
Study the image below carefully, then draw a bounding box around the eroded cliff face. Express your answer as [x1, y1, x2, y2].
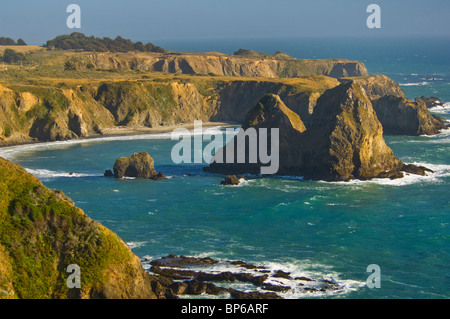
[205, 83, 403, 181]
[343, 75, 446, 135]
[79, 52, 369, 79]
[0, 77, 340, 146]
[298, 83, 403, 180]
[0, 157, 157, 299]
[0, 73, 445, 146]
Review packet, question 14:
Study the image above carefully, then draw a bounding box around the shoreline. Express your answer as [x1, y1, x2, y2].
[0, 121, 237, 150]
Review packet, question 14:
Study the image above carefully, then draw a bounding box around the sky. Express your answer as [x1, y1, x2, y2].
[0, 0, 449, 45]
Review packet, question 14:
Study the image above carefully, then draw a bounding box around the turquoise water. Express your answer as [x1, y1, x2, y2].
[1, 37, 449, 299]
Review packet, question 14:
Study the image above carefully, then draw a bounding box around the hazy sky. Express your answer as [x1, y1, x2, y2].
[1, 0, 449, 45]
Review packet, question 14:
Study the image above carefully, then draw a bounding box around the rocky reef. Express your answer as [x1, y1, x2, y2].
[112, 152, 166, 179]
[0, 157, 157, 299]
[142, 255, 345, 299]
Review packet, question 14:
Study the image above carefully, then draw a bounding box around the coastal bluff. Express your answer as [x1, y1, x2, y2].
[0, 157, 157, 299]
[205, 83, 435, 181]
[0, 48, 446, 146]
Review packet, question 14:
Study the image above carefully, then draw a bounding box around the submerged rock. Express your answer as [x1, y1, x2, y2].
[145, 255, 342, 299]
[220, 175, 240, 185]
[150, 172, 167, 180]
[103, 169, 113, 177]
[401, 164, 434, 176]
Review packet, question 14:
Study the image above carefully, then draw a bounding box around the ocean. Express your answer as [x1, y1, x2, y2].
[0, 37, 449, 299]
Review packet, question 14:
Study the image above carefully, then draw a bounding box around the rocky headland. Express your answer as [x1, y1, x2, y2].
[0, 47, 446, 147]
[0, 157, 158, 298]
[205, 83, 436, 181]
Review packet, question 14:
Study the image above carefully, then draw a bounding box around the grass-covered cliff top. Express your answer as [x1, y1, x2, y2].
[0, 157, 156, 299]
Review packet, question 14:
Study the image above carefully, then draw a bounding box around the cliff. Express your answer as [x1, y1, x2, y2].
[205, 83, 404, 181]
[68, 51, 369, 79]
[0, 49, 445, 146]
[0, 157, 157, 299]
[0, 76, 340, 146]
[342, 75, 446, 135]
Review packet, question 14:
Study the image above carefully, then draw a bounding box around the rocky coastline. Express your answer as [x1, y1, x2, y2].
[142, 255, 345, 299]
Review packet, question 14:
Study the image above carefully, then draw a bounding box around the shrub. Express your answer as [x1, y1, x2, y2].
[1, 49, 25, 64]
[4, 126, 12, 137]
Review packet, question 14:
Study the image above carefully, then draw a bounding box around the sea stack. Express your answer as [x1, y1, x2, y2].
[113, 152, 166, 180]
[205, 83, 405, 181]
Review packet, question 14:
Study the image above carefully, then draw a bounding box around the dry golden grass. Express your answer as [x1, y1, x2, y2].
[0, 45, 44, 54]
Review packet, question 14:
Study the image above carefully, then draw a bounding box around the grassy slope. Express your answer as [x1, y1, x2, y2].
[0, 157, 155, 299]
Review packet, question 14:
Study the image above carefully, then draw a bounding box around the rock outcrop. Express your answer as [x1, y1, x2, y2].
[344, 76, 447, 135]
[78, 51, 369, 79]
[113, 152, 166, 179]
[0, 157, 157, 299]
[371, 95, 447, 135]
[220, 175, 240, 185]
[205, 83, 405, 181]
[142, 255, 344, 299]
[205, 94, 307, 175]
[415, 96, 446, 109]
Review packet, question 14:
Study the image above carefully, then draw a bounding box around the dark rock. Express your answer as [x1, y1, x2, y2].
[228, 288, 283, 299]
[103, 169, 113, 177]
[234, 273, 268, 286]
[261, 283, 291, 292]
[169, 282, 188, 295]
[184, 280, 208, 295]
[273, 270, 291, 279]
[205, 283, 230, 296]
[150, 255, 219, 268]
[220, 175, 240, 185]
[295, 276, 314, 282]
[401, 164, 434, 176]
[150, 265, 196, 279]
[377, 170, 404, 180]
[415, 96, 445, 109]
[195, 271, 237, 282]
[230, 260, 265, 270]
[150, 172, 167, 180]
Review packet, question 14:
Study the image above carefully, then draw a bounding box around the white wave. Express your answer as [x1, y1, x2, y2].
[126, 241, 147, 249]
[399, 81, 430, 86]
[331, 162, 450, 187]
[429, 102, 450, 114]
[147, 255, 365, 299]
[25, 168, 98, 179]
[0, 125, 231, 161]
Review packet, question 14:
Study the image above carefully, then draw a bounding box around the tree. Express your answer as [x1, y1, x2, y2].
[17, 38, 27, 45]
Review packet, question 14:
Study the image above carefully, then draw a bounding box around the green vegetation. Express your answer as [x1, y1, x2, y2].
[0, 158, 143, 298]
[45, 32, 165, 53]
[3, 126, 11, 137]
[1, 49, 25, 64]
